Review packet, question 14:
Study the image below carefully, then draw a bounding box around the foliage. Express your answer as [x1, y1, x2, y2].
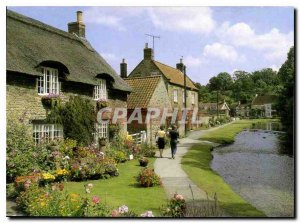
[47, 96, 96, 146]
[136, 168, 161, 187]
[275, 46, 294, 149]
[182, 143, 265, 217]
[139, 143, 156, 158]
[41, 93, 61, 108]
[162, 193, 186, 217]
[139, 157, 149, 167]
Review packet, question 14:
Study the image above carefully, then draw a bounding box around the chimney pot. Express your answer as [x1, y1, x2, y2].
[180, 58, 183, 64]
[143, 44, 153, 60]
[176, 58, 185, 72]
[120, 59, 127, 79]
[77, 11, 83, 23]
[145, 43, 148, 48]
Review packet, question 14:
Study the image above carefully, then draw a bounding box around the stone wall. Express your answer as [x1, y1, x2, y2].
[6, 71, 128, 138]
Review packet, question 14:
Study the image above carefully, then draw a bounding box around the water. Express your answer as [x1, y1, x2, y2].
[211, 123, 294, 217]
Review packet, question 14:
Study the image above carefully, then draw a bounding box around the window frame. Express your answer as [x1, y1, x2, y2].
[33, 123, 63, 145]
[38, 67, 60, 95]
[93, 79, 107, 100]
[95, 121, 109, 141]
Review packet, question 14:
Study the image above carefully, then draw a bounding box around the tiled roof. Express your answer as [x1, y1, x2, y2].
[251, 95, 278, 105]
[125, 76, 161, 109]
[153, 61, 197, 90]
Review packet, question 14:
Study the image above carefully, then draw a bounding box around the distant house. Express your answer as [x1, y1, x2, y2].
[235, 102, 251, 117]
[199, 101, 230, 117]
[6, 10, 131, 145]
[251, 95, 278, 118]
[124, 76, 172, 144]
[122, 43, 199, 136]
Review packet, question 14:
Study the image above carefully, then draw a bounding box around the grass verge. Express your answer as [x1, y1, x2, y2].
[64, 158, 167, 216]
[182, 143, 266, 217]
[200, 119, 278, 144]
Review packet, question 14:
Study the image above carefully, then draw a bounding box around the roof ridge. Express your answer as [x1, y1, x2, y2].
[153, 60, 181, 72]
[7, 9, 85, 46]
[125, 75, 162, 80]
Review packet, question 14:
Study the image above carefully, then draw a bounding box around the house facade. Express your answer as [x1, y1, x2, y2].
[6, 10, 131, 145]
[124, 76, 172, 144]
[251, 95, 278, 118]
[123, 44, 199, 136]
[199, 101, 231, 117]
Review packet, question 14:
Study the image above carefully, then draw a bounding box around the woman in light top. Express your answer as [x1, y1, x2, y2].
[156, 126, 166, 158]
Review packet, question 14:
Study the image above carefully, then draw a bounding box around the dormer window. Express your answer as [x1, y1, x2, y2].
[38, 67, 60, 95]
[93, 79, 107, 100]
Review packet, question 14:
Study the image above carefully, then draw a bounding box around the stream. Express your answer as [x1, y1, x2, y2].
[211, 122, 294, 217]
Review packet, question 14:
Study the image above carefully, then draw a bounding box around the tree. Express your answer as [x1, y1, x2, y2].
[276, 46, 294, 150]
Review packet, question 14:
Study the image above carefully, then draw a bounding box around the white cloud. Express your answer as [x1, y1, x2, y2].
[203, 43, 240, 62]
[217, 22, 294, 64]
[184, 55, 206, 67]
[148, 7, 215, 34]
[101, 52, 118, 61]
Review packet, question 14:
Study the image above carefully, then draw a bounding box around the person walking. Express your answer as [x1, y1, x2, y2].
[168, 125, 179, 159]
[155, 126, 166, 158]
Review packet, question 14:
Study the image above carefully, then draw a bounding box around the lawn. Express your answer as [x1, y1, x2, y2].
[64, 158, 167, 216]
[181, 143, 266, 217]
[200, 119, 278, 144]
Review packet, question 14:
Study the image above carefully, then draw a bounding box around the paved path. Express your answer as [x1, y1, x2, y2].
[154, 123, 232, 201]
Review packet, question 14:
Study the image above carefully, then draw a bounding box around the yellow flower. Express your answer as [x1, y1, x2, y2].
[42, 172, 55, 180]
[56, 169, 69, 176]
[126, 135, 133, 141]
[40, 201, 46, 207]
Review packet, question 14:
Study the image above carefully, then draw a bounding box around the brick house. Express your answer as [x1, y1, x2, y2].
[251, 95, 278, 118]
[6, 10, 131, 144]
[123, 44, 199, 136]
[124, 76, 172, 144]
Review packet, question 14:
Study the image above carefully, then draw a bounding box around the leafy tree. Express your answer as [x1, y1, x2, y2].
[275, 46, 294, 149]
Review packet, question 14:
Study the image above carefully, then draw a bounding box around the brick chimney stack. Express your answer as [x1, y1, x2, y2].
[144, 43, 154, 60]
[176, 58, 185, 72]
[120, 58, 127, 79]
[68, 11, 86, 38]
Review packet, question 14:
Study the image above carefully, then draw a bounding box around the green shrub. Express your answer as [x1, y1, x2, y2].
[47, 96, 96, 146]
[139, 143, 156, 158]
[136, 168, 161, 187]
[162, 193, 186, 217]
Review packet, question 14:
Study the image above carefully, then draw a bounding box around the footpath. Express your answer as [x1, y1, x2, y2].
[154, 123, 232, 201]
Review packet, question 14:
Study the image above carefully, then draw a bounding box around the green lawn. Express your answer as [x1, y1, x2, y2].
[64, 158, 167, 216]
[182, 144, 266, 217]
[200, 119, 278, 144]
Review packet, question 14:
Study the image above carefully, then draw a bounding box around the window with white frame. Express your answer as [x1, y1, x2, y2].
[33, 124, 63, 144]
[182, 89, 185, 103]
[38, 67, 60, 95]
[93, 79, 107, 100]
[173, 89, 178, 103]
[95, 121, 109, 139]
[191, 92, 195, 105]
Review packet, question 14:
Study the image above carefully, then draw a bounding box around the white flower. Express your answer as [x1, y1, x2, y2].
[63, 155, 70, 160]
[118, 205, 129, 213]
[141, 210, 154, 217]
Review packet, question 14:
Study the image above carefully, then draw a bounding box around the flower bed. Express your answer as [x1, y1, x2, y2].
[136, 168, 161, 187]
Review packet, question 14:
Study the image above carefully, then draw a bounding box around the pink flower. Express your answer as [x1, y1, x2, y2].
[141, 210, 154, 217]
[92, 196, 101, 204]
[111, 210, 119, 217]
[118, 205, 128, 213]
[174, 193, 184, 201]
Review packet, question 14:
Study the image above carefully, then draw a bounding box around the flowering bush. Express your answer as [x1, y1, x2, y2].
[136, 168, 161, 187]
[14, 174, 41, 193]
[162, 193, 186, 217]
[97, 99, 108, 109]
[141, 210, 154, 217]
[41, 93, 60, 108]
[111, 205, 138, 217]
[139, 143, 156, 158]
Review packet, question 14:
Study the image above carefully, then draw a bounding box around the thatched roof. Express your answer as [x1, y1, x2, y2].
[251, 95, 278, 105]
[6, 9, 131, 92]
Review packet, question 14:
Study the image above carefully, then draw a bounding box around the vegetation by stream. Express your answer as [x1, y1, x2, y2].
[182, 119, 279, 217]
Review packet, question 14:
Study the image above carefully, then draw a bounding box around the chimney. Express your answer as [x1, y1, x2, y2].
[144, 43, 154, 60]
[120, 58, 127, 79]
[176, 58, 184, 72]
[68, 11, 86, 38]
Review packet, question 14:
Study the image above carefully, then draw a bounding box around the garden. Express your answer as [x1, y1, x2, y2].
[6, 96, 191, 217]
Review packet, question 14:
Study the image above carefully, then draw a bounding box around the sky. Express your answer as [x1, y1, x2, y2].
[7, 6, 294, 85]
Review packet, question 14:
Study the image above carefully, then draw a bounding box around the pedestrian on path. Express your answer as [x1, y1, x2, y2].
[155, 126, 166, 158]
[168, 125, 179, 159]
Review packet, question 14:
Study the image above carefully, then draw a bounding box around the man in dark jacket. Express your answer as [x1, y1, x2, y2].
[168, 125, 179, 159]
